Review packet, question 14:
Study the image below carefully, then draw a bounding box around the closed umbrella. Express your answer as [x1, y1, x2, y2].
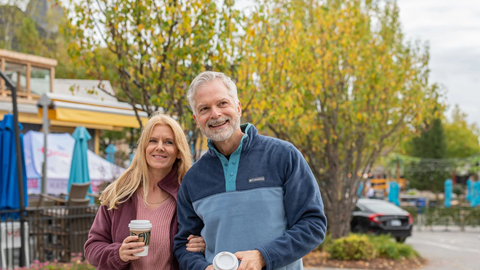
[472, 181, 480, 207]
[466, 179, 472, 202]
[0, 114, 28, 213]
[105, 144, 116, 164]
[388, 181, 400, 206]
[444, 179, 453, 208]
[67, 126, 92, 203]
[357, 181, 364, 198]
[0, 116, 7, 209]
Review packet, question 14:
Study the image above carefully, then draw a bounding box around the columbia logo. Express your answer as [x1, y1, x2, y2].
[249, 177, 265, 183]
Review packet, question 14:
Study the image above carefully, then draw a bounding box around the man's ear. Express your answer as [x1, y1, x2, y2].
[237, 101, 242, 116]
[193, 114, 199, 126]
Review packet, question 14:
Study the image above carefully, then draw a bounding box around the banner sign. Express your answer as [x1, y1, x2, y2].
[24, 131, 125, 195]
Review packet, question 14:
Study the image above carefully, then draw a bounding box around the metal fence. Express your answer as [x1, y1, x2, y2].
[403, 206, 480, 230]
[0, 204, 99, 269]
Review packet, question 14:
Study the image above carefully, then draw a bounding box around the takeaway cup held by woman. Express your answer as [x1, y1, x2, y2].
[128, 220, 152, 256]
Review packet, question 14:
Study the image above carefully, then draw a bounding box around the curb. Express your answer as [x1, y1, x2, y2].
[303, 267, 365, 270]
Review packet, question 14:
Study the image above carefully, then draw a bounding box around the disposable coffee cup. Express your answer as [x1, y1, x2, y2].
[128, 220, 152, 256]
[213, 251, 238, 270]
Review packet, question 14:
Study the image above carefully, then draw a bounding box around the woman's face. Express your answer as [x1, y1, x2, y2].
[145, 124, 180, 173]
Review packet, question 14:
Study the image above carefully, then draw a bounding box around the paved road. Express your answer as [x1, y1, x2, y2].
[406, 226, 480, 270]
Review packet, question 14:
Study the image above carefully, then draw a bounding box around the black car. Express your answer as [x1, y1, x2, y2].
[351, 198, 413, 242]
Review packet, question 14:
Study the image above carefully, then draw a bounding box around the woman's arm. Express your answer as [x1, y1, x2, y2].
[84, 206, 130, 270]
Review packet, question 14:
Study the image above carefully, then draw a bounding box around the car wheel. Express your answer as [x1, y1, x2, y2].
[396, 236, 407, 243]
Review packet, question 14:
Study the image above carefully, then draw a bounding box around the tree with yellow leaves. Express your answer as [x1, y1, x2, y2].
[66, 0, 243, 159]
[239, 0, 443, 238]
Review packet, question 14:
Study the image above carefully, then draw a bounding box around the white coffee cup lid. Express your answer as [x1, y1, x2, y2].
[128, 220, 152, 230]
[213, 252, 238, 270]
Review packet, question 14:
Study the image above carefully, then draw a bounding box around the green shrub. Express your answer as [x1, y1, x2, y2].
[368, 234, 419, 260]
[327, 234, 376, 260]
[397, 244, 420, 259]
[453, 184, 464, 197]
[325, 234, 421, 261]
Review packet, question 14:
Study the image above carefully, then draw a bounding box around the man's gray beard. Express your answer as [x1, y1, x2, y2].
[200, 115, 241, 142]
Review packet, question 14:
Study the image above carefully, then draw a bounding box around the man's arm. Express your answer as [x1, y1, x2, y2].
[174, 184, 211, 270]
[254, 145, 327, 270]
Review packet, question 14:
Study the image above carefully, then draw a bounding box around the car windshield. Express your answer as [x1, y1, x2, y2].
[362, 201, 405, 214]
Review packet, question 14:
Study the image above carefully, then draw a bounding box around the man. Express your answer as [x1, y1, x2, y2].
[366, 186, 375, 199]
[174, 71, 327, 270]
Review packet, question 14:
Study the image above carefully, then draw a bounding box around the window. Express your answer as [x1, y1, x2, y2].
[363, 201, 405, 214]
[30, 66, 51, 96]
[4, 62, 27, 93]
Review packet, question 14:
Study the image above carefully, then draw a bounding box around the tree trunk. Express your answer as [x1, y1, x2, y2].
[324, 202, 353, 239]
[317, 168, 363, 239]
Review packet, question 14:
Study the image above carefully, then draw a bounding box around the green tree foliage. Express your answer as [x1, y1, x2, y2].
[410, 119, 446, 158]
[0, 0, 34, 51]
[401, 106, 480, 192]
[444, 105, 480, 158]
[66, 0, 244, 158]
[405, 119, 450, 192]
[239, 0, 443, 238]
[0, 0, 93, 80]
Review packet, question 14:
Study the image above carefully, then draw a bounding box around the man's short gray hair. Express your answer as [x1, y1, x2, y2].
[187, 71, 239, 115]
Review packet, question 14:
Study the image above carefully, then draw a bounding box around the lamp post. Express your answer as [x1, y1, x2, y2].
[0, 70, 27, 267]
[38, 94, 53, 197]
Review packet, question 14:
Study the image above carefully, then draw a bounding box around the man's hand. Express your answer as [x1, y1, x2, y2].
[235, 250, 266, 270]
[204, 265, 214, 270]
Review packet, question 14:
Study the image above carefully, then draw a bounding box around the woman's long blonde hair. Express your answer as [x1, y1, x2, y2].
[100, 113, 192, 210]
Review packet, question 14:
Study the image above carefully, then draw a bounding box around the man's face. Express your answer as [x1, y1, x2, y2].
[193, 80, 241, 142]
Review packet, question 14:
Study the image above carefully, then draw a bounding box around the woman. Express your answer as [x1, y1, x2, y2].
[85, 113, 205, 270]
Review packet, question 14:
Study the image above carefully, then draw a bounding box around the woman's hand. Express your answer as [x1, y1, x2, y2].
[186, 234, 206, 253]
[119, 235, 145, 262]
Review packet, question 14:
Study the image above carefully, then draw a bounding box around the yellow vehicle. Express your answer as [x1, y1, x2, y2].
[370, 178, 407, 195]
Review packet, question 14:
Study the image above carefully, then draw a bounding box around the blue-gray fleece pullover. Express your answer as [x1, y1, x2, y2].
[174, 124, 327, 270]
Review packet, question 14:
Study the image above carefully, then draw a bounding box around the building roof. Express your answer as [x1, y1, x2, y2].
[54, 79, 118, 102]
[0, 78, 150, 130]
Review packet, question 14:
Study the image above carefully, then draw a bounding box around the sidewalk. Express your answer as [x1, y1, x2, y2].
[303, 267, 364, 270]
[413, 225, 480, 233]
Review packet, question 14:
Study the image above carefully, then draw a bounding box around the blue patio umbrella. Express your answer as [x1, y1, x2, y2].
[0, 116, 7, 208]
[444, 179, 453, 208]
[105, 144, 116, 164]
[357, 181, 364, 198]
[129, 153, 134, 166]
[466, 179, 472, 202]
[472, 181, 480, 207]
[67, 126, 92, 203]
[388, 181, 400, 206]
[0, 114, 28, 213]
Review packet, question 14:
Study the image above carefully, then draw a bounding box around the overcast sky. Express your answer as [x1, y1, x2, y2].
[8, 0, 477, 125]
[235, 0, 480, 126]
[397, 0, 480, 127]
